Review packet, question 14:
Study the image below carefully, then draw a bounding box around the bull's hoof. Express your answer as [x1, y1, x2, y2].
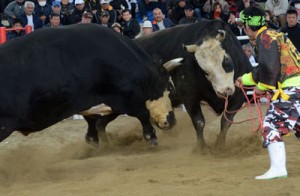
[192, 143, 210, 154]
[85, 134, 99, 148]
[144, 134, 158, 146]
[150, 138, 158, 146]
[195, 140, 210, 154]
[214, 136, 226, 148]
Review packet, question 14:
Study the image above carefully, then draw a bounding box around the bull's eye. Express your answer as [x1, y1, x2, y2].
[224, 56, 229, 63]
[222, 55, 234, 73]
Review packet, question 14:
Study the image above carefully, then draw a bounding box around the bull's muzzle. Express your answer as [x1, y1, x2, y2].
[216, 86, 235, 98]
[157, 111, 176, 129]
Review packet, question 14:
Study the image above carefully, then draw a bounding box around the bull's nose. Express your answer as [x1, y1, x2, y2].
[163, 121, 170, 128]
[217, 87, 234, 97]
[225, 87, 234, 95]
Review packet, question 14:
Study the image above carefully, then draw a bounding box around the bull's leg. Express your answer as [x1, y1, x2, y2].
[134, 109, 157, 146]
[0, 128, 13, 142]
[215, 112, 236, 147]
[215, 92, 244, 147]
[184, 103, 207, 149]
[95, 114, 118, 142]
[84, 116, 100, 146]
[84, 114, 118, 146]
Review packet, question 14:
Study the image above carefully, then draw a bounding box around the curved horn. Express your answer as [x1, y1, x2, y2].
[163, 58, 184, 72]
[183, 44, 197, 53]
[216, 30, 226, 41]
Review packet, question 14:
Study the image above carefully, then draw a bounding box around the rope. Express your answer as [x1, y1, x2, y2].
[221, 84, 271, 133]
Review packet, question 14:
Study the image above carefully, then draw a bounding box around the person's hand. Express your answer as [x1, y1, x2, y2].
[254, 86, 266, 95]
[235, 77, 243, 87]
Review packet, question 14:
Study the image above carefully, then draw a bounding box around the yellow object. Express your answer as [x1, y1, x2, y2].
[271, 82, 290, 101]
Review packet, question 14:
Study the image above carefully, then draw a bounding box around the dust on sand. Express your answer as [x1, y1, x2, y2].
[0, 104, 300, 196]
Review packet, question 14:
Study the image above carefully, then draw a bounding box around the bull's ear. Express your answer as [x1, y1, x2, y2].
[183, 44, 197, 53]
[163, 58, 184, 72]
[216, 30, 226, 41]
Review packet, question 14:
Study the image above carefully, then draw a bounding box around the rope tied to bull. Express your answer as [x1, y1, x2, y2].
[221, 84, 271, 133]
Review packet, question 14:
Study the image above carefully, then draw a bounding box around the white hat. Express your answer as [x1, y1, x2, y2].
[75, 0, 84, 5]
[143, 20, 152, 28]
[101, 0, 110, 4]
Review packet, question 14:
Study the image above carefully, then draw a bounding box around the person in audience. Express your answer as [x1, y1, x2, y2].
[290, 0, 300, 23]
[208, 2, 229, 21]
[136, 20, 153, 37]
[80, 10, 93, 23]
[111, 22, 122, 33]
[128, 0, 137, 19]
[97, 0, 116, 24]
[167, 0, 177, 18]
[179, 4, 198, 24]
[85, 0, 100, 15]
[170, 0, 186, 24]
[110, 0, 129, 22]
[4, 0, 25, 26]
[120, 8, 140, 38]
[43, 13, 62, 27]
[142, 20, 153, 35]
[35, 0, 52, 27]
[281, 9, 300, 51]
[97, 10, 111, 27]
[60, 0, 74, 25]
[242, 43, 257, 67]
[203, 0, 229, 16]
[1, 0, 14, 16]
[265, 10, 279, 29]
[227, 11, 248, 45]
[6, 18, 25, 40]
[70, 0, 88, 24]
[265, 0, 288, 29]
[19, 1, 43, 30]
[152, 7, 174, 31]
[51, 1, 62, 15]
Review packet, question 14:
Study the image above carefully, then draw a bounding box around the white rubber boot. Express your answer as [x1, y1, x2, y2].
[255, 142, 288, 180]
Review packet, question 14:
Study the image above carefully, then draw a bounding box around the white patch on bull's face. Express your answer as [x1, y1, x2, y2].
[146, 90, 173, 129]
[194, 38, 235, 97]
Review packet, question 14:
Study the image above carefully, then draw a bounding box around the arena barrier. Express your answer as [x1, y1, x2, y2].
[0, 25, 32, 44]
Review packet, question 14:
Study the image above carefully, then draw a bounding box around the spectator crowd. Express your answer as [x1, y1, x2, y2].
[0, 0, 299, 61]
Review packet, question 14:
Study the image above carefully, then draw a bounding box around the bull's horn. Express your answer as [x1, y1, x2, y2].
[216, 30, 226, 41]
[163, 58, 184, 72]
[183, 44, 197, 53]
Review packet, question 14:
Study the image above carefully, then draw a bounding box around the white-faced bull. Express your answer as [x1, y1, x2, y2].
[135, 20, 252, 149]
[183, 30, 235, 98]
[0, 24, 182, 146]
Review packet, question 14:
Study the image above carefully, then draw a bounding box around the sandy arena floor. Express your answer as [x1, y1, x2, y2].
[0, 104, 299, 196]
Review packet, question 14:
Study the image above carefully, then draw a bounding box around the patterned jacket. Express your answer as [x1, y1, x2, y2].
[242, 26, 300, 100]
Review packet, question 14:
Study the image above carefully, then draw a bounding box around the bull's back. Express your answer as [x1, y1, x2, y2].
[0, 24, 157, 131]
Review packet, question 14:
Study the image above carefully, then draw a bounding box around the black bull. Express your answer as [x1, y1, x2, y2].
[0, 24, 179, 144]
[135, 20, 252, 148]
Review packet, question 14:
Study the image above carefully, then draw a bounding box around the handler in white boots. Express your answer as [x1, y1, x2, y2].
[235, 6, 300, 180]
[255, 142, 287, 180]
